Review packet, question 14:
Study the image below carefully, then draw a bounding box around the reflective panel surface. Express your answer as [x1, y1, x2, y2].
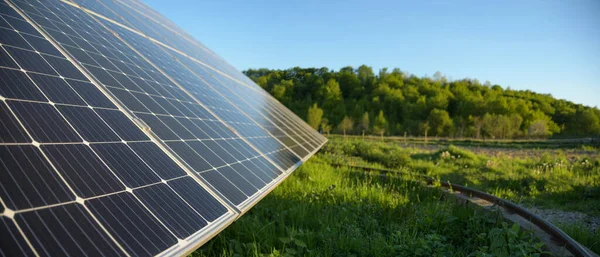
[0, 0, 325, 256]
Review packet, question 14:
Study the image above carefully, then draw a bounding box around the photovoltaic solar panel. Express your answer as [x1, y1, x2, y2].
[0, 0, 326, 256]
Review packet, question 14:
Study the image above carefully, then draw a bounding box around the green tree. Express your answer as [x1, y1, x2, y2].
[420, 121, 430, 141]
[524, 110, 560, 137]
[321, 118, 332, 136]
[307, 103, 323, 130]
[528, 120, 549, 138]
[359, 112, 370, 137]
[427, 109, 453, 137]
[373, 110, 388, 139]
[507, 114, 523, 138]
[247, 66, 600, 139]
[338, 116, 354, 139]
[471, 116, 484, 139]
[454, 116, 468, 138]
[270, 84, 286, 102]
[320, 78, 345, 124]
[482, 113, 500, 139]
[576, 109, 600, 135]
[321, 78, 343, 102]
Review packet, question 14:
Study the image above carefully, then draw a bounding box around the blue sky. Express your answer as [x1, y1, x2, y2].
[144, 0, 600, 107]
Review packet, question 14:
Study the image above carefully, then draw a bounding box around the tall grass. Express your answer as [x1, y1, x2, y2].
[193, 157, 544, 256]
[323, 138, 600, 215]
[321, 138, 600, 254]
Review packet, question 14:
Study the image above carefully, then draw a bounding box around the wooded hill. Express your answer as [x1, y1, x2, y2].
[244, 66, 600, 139]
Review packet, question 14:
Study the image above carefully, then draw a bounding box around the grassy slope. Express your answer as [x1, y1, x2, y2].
[193, 157, 544, 257]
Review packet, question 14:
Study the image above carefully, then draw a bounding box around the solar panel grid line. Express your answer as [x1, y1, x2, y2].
[109, 0, 243, 84]
[0, 68, 108, 146]
[0, 94, 239, 254]
[0, 211, 40, 257]
[235, 81, 324, 139]
[34, 0, 302, 210]
[5, 0, 240, 213]
[0, 22, 128, 123]
[83, 16, 301, 175]
[213, 88, 323, 153]
[0, 71, 224, 255]
[4, 0, 308, 172]
[165, 60, 317, 153]
[219, 78, 325, 142]
[5, 0, 200, 153]
[164, 56, 312, 160]
[175, 144, 289, 203]
[98, 39, 298, 176]
[76, 0, 324, 142]
[0, 109, 132, 257]
[111, 0, 216, 61]
[2, 2, 241, 254]
[275, 110, 327, 145]
[32, 3, 244, 135]
[5, 0, 310, 191]
[199, 74, 318, 157]
[0, 22, 161, 145]
[2, 0, 326, 255]
[258, 96, 326, 142]
[261, 101, 326, 151]
[57, 0, 267, 95]
[5, 175, 175, 215]
[82, 0, 219, 71]
[205, 75, 323, 153]
[227, 140, 327, 216]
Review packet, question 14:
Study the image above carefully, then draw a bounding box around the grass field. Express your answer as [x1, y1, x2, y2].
[193, 137, 599, 256]
[324, 136, 600, 216]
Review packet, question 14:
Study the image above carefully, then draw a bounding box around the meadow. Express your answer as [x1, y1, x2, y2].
[193, 137, 599, 256]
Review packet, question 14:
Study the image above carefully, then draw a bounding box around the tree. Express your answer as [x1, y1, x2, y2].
[524, 110, 560, 137]
[528, 120, 548, 138]
[248, 66, 600, 139]
[471, 116, 484, 139]
[507, 114, 523, 138]
[576, 109, 600, 135]
[320, 78, 345, 125]
[270, 79, 293, 104]
[427, 109, 453, 137]
[307, 103, 323, 130]
[271, 84, 286, 100]
[321, 118, 332, 136]
[321, 78, 343, 102]
[419, 121, 430, 141]
[373, 110, 388, 139]
[481, 113, 497, 138]
[359, 112, 370, 138]
[433, 71, 446, 83]
[454, 116, 468, 138]
[338, 116, 354, 139]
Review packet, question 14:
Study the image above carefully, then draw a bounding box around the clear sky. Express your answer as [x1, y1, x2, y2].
[143, 0, 600, 108]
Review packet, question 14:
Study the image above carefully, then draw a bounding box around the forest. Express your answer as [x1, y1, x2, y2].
[244, 66, 600, 139]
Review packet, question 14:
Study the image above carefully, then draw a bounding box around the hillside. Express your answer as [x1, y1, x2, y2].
[244, 66, 600, 139]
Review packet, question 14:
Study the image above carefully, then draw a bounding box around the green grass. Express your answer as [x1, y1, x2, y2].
[320, 138, 600, 254]
[321, 138, 600, 215]
[193, 157, 545, 256]
[338, 134, 600, 150]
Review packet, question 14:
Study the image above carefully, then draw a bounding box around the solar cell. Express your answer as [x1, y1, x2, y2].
[0, 0, 326, 255]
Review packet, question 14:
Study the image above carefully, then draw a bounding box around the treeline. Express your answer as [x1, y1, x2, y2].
[244, 66, 600, 139]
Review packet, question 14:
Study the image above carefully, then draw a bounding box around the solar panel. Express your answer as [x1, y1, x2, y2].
[0, 0, 327, 256]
